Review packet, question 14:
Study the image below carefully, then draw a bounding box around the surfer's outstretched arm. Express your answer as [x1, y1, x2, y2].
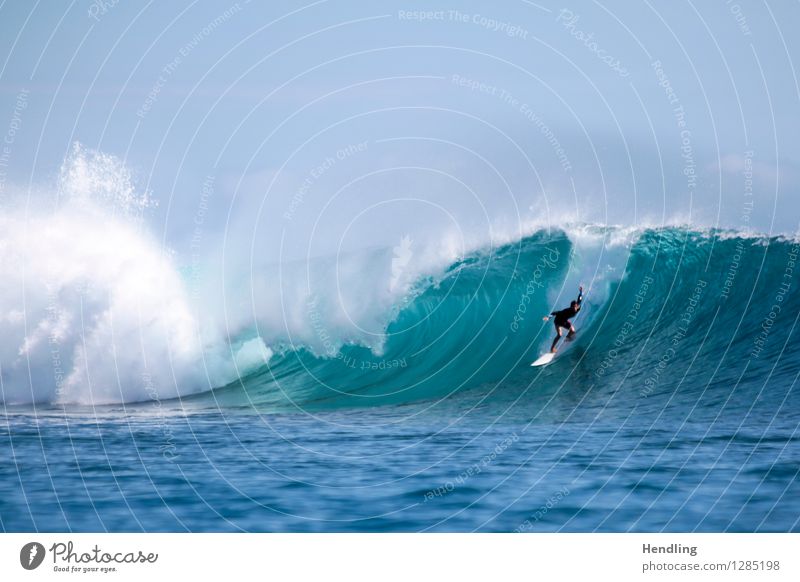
[576, 285, 584, 305]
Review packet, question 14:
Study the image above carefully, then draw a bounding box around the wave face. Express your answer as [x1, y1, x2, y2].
[201, 227, 800, 412]
[207, 230, 574, 409]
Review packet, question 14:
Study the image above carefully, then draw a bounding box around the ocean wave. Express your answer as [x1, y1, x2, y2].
[2, 146, 798, 409]
[198, 225, 799, 412]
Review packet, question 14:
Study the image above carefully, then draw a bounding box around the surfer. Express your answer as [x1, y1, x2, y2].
[543, 286, 583, 353]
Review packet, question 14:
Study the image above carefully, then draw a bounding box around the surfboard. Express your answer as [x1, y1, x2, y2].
[530, 352, 555, 367]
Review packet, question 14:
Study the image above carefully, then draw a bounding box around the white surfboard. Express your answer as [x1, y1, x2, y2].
[530, 352, 555, 367]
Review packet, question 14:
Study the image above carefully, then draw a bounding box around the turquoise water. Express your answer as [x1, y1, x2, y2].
[2, 228, 799, 531]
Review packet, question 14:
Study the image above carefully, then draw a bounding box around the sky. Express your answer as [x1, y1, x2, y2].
[1, 0, 799, 265]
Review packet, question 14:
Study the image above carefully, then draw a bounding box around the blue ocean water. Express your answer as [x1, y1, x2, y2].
[2, 227, 799, 531]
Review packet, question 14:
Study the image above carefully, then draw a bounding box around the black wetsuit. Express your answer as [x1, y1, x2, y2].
[551, 289, 583, 329]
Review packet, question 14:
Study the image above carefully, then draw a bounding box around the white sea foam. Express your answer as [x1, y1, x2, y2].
[0, 146, 229, 404]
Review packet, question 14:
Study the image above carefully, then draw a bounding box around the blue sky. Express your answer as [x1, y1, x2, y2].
[1, 0, 799, 262]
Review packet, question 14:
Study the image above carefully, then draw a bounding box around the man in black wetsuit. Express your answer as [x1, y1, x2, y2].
[543, 286, 583, 353]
